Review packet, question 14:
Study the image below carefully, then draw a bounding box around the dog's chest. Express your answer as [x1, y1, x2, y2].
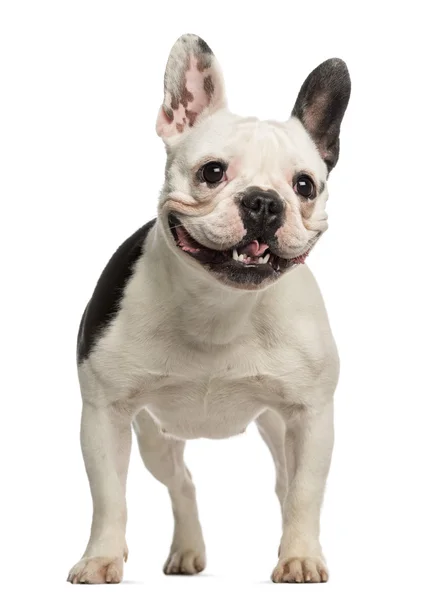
[145, 374, 271, 440]
[94, 268, 336, 439]
[121, 327, 292, 440]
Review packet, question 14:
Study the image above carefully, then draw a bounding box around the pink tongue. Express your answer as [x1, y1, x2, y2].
[239, 240, 269, 257]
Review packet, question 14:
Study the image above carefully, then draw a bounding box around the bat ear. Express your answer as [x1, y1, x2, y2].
[156, 34, 227, 142]
[292, 58, 351, 172]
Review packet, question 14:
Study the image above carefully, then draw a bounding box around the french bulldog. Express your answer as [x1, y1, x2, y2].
[68, 33, 350, 584]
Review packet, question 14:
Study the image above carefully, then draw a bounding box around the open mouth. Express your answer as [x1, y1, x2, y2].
[168, 214, 311, 285]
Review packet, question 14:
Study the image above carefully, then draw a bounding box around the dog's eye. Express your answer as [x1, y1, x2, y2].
[200, 161, 226, 185]
[294, 174, 315, 199]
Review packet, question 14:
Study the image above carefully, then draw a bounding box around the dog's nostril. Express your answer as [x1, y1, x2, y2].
[268, 199, 283, 214]
[242, 195, 262, 211]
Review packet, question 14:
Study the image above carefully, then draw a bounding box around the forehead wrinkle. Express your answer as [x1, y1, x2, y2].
[238, 122, 294, 178]
[182, 114, 260, 168]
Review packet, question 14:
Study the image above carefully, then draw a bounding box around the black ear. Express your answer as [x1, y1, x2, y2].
[292, 58, 351, 172]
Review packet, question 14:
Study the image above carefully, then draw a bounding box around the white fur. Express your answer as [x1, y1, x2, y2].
[68, 34, 343, 585]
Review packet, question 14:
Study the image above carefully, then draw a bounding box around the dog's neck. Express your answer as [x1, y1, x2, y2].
[146, 224, 264, 345]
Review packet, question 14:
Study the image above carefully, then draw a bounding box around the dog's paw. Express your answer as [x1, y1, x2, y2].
[271, 556, 328, 583]
[67, 556, 124, 584]
[163, 548, 206, 575]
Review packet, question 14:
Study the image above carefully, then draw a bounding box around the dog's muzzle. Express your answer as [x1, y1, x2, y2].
[167, 194, 316, 289]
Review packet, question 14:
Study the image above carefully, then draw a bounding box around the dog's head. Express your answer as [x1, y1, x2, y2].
[157, 34, 350, 290]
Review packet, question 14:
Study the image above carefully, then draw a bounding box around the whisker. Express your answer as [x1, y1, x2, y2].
[167, 224, 184, 233]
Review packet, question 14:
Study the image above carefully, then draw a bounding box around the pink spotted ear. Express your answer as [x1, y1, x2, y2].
[156, 34, 227, 141]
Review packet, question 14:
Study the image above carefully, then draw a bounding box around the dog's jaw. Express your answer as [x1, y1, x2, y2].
[167, 214, 316, 290]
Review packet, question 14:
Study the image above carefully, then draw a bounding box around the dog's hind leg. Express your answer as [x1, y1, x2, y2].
[133, 408, 206, 575]
[256, 410, 288, 513]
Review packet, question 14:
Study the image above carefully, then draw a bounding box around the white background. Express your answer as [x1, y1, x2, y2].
[1, 1, 444, 598]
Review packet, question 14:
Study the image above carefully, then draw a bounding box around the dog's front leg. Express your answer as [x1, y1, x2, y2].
[272, 399, 333, 583]
[67, 401, 132, 584]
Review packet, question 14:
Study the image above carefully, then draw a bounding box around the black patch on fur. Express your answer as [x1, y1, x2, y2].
[292, 58, 351, 172]
[77, 219, 156, 363]
[197, 37, 213, 55]
[203, 75, 214, 100]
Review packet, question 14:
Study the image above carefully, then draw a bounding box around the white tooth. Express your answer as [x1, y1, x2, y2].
[239, 254, 246, 262]
[232, 248, 239, 261]
[258, 257, 264, 264]
[263, 253, 270, 263]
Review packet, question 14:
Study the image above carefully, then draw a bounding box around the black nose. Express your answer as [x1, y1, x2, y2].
[242, 191, 284, 215]
[241, 189, 284, 230]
